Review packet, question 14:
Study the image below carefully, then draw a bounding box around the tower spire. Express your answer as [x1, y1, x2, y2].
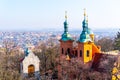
[82, 8, 88, 31]
[86, 15, 88, 23]
[64, 11, 68, 33]
[79, 8, 92, 43]
[60, 11, 73, 41]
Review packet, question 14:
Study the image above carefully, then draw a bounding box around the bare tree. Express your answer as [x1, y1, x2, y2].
[95, 37, 114, 52]
[0, 39, 22, 80]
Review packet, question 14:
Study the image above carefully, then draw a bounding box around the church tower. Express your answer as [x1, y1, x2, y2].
[59, 11, 74, 59]
[77, 9, 93, 63]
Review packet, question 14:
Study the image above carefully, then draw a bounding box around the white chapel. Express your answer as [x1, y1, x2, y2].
[20, 47, 40, 78]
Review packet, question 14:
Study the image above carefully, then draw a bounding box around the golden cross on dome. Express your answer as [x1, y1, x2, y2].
[84, 8, 86, 16]
[65, 11, 67, 20]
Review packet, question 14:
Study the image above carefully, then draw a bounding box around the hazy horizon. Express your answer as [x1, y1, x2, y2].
[0, 27, 119, 32]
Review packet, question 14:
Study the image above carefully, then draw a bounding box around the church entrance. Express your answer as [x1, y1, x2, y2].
[28, 65, 35, 77]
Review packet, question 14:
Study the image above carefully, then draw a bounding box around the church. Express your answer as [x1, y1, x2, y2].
[57, 9, 120, 80]
[19, 9, 119, 80]
[20, 46, 40, 79]
[59, 9, 101, 63]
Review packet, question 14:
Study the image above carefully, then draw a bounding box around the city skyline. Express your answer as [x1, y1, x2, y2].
[0, 0, 120, 31]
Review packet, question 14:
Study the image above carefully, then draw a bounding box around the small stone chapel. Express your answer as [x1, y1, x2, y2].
[20, 46, 40, 78]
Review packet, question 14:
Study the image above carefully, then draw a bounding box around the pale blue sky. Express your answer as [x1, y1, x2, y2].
[0, 0, 120, 31]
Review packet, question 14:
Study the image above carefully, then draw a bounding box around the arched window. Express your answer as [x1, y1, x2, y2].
[67, 48, 70, 53]
[80, 50, 82, 57]
[65, 48, 70, 55]
[62, 48, 64, 54]
[75, 50, 78, 57]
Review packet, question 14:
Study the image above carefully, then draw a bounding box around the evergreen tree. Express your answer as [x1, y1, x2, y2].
[114, 31, 120, 51]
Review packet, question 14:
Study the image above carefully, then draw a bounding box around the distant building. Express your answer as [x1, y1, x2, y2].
[20, 46, 40, 79]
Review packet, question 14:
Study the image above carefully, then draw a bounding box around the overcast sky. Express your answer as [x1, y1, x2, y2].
[0, 0, 120, 31]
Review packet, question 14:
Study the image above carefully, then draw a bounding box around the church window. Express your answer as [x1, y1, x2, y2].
[62, 48, 64, 54]
[67, 48, 70, 53]
[86, 50, 89, 57]
[75, 50, 78, 57]
[80, 50, 82, 57]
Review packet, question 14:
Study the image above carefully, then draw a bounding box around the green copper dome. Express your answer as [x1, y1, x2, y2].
[79, 31, 92, 42]
[61, 32, 73, 41]
[87, 28, 94, 34]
